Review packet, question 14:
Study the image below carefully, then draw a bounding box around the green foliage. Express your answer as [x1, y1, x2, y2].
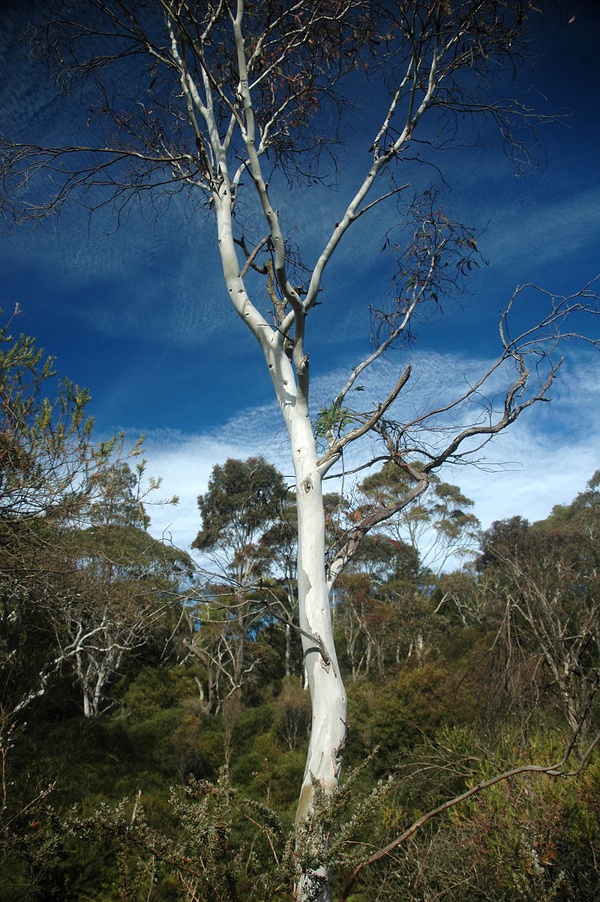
[87, 461, 151, 529]
[437, 738, 600, 902]
[1, 326, 599, 900]
[359, 461, 479, 571]
[346, 663, 478, 770]
[476, 497, 600, 738]
[314, 403, 354, 441]
[54, 770, 291, 901]
[31, 756, 396, 902]
[193, 457, 287, 553]
[0, 320, 189, 725]
[0, 318, 98, 522]
[0, 324, 107, 728]
[274, 676, 311, 752]
[188, 457, 298, 712]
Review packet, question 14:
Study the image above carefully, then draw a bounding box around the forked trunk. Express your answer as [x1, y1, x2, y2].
[216, 192, 347, 900]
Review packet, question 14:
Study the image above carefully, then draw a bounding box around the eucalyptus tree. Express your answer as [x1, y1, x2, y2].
[1, 2, 599, 898]
[0, 312, 98, 523]
[64, 461, 192, 717]
[193, 456, 286, 583]
[187, 457, 287, 709]
[0, 316, 116, 725]
[335, 535, 428, 678]
[0, 316, 186, 721]
[359, 462, 480, 575]
[333, 463, 479, 677]
[260, 493, 301, 678]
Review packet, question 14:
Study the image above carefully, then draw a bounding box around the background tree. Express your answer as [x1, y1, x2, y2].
[60, 461, 192, 717]
[187, 457, 287, 710]
[359, 463, 480, 574]
[335, 534, 424, 679]
[0, 315, 115, 726]
[476, 487, 600, 740]
[0, 316, 188, 725]
[333, 463, 479, 677]
[260, 493, 302, 679]
[1, 2, 599, 898]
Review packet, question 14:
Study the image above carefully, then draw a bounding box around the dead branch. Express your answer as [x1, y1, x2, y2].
[339, 728, 600, 901]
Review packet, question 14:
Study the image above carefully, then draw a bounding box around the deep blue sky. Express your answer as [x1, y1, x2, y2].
[1, 1, 599, 550]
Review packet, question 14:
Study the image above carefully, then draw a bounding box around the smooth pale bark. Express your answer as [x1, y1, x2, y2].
[288, 411, 347, 823]
[280, 386, 347, 902]
[214, 181, 347, 897]
[213, 17, 346, 855]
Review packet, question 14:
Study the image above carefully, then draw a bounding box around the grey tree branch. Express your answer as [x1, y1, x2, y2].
[339, 729, 600, 901]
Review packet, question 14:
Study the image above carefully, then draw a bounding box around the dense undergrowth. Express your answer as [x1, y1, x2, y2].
[2, 619, 599, 901]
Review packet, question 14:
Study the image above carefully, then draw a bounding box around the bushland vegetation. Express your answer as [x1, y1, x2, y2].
[1, 323, 599, 901]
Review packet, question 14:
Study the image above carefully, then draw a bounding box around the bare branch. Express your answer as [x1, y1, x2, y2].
[339, 729, 600, 901]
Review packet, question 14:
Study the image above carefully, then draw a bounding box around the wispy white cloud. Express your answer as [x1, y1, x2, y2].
[481, 185, 600, 272]
[145, 349, 600, 555]
[2, 204, 236, 350]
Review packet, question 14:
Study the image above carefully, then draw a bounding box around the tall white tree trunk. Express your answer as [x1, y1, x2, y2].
[288, 410, 347, 902]
[215, 188, 347, 900]
[289, 410, 347, 819]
